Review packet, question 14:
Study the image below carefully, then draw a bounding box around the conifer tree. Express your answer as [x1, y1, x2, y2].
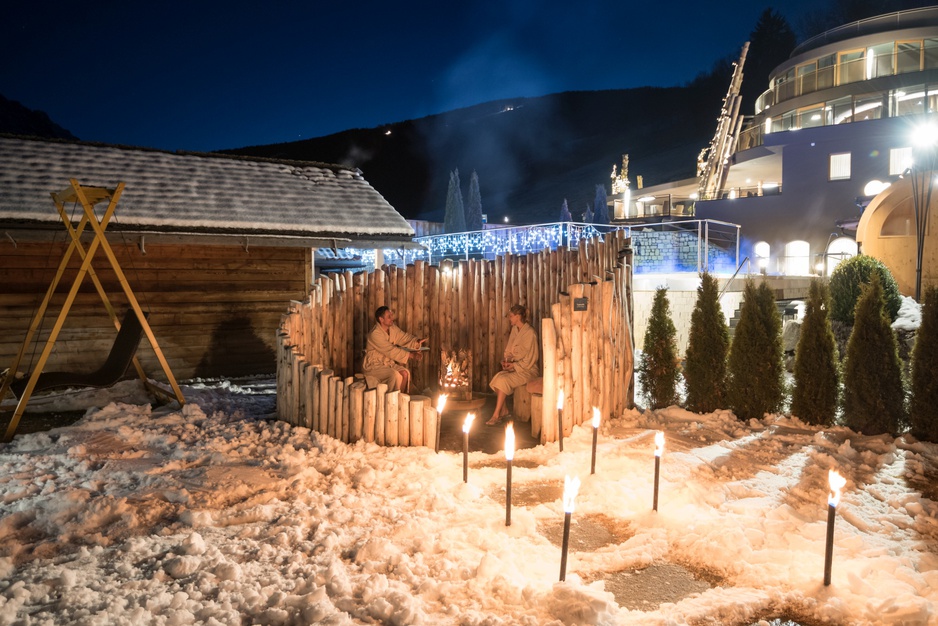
[443, 169, 466, 233]
[842, 274, 905, 435]
[727, 280, 784, 420]
[638, 287, 680, 409]
[559, 199, 573, 222]
[684, 273, 729, 413]
[465, 170, 483, 231]
[593, 185, 609, 224]
[582, 203, 594, 223]
[910, 287, 938, 441]
[791, 279, 840, 426]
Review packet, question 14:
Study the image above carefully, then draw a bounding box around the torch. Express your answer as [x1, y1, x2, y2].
[557, 388, 565, 452]
[434, 394, 448, 453]
[590, 407, 600, 475]
[505, 422, 515, 526]
[462, 413, 475, 483]
[824, 468, 846, 586]
[559, 474, 581, 581]
[653, 431, 664, 512]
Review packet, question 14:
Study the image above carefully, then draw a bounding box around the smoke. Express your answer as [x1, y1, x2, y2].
[414, 34, 572, 222]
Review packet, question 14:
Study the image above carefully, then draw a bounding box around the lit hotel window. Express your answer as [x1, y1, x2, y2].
[829, 152, 851, 180]
[890, 146, 913, 175]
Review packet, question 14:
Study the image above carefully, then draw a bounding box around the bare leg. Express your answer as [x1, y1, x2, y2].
[399, 369, 411, 394]
[487, 390, 510, 425]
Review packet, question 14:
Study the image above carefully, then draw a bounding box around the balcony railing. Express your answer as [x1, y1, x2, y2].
[373, 219, 741, 275]
[755, 42, 938, 114]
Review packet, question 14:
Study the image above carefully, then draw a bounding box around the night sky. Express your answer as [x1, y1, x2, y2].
[4, 0, 817, 153]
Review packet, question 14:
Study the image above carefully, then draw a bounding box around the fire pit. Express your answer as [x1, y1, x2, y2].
[440, 349, 485, 410]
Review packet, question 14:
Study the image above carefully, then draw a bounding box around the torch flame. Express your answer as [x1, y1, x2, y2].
[557, 388, 564, 410]
[828, 469, 846, 507]
[563, 475, 581, 513]
[462, 413, 475, 434]
[436, 394, 448, 414]
[505, 422, 515, 461]
[655, 431, 665, 457]
[592, 407, 601, 428]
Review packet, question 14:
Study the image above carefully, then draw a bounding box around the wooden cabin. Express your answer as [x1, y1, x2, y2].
[0, 135, 416, 382]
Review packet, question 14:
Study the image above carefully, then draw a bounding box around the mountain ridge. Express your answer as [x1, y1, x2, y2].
[223, 84, 726, 224]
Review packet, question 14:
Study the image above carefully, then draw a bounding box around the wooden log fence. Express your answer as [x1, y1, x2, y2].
[276, 233, 634, 447]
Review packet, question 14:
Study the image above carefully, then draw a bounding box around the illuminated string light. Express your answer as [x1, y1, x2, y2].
[334, 220, 740, 273]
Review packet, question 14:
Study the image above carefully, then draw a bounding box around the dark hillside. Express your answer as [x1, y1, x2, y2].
[0, 95, 76, 140]
[223, 85, 723, 224]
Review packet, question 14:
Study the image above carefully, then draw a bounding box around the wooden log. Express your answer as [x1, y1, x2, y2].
[560, 292, 573, 435]
[303, 361, 313, 429]
[428, 266, 440, 387]
[276, 340, 285, 422]
[385, 390, 400, 446]
[376, 383, 388, 446]
[441, 260, 453, 353]
[424, 404, 439, 451]
[570, 284, 584, 428]
[398, 392, 410, 446]
[531, 393, 543, 440]
[405, 264, 416, 348]
[470, 261, 479, 392]
[582, 283, 595, 424]
[513, 385, 531, 422]
[414, 261, 426, 390]
[319, 369, 333, 435]
[540, 317, 557, 444]
[363, 387, 377, 443]
[388, 265, 399, 325]
[311, 365, 321, 432]
[350, 381, 365, 442]
[333, 377, 344, 441]
[342, 376, 353, 442]
[291, 350, 301, 426]
[409, 395, 426, 447]
[458, 261, 469, 354]
[602, 279, 615, 422]
[327, 375, 338, 439]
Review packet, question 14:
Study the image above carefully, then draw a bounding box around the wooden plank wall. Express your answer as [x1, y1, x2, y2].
[1, 240, 310, 381]
[277, 232, 635, 446]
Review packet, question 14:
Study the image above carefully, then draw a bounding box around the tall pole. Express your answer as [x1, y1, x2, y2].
[912, 127, 938, 302]
[913, 162, 934, 302]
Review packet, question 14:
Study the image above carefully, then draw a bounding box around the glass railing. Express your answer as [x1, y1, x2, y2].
[696, 183, 781, 201]
[755, 43, 938, 114]
[374, 219, 741, 275]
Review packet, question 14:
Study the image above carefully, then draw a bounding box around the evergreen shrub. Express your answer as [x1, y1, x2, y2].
[791, 279, 840, 426]
[842, 274, 905, 435]
[830, 255, 901, 324]
[684, 273, 729, 413]
[727, 280, 784, 420]
[911, 287, 938, 441]
[638, 287, 680, 409]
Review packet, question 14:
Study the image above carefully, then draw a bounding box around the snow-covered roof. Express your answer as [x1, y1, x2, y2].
[0, 135, 415, 242]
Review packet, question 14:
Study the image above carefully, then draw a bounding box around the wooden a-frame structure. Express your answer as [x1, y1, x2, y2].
[0, 179, 185, 441]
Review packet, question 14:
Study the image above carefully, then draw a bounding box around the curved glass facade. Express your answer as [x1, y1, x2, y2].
[739, 9, 938, 150]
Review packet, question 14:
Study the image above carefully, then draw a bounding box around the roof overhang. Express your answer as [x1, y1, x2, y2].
[0, 222, 421, 250]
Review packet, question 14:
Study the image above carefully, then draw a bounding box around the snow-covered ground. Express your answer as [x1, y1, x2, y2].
[1, 298, 936, 625]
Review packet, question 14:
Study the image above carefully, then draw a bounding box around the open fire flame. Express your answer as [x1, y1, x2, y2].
[462, 413, 475, 434]
[441, 349, 472, 400]
[557, 388, 564, 410]
[655, 431, 665, 457]
[828, 469, 846, 507]
[436, 394, 448, 414]
[563, 475, 581, 513]
[505, 422, 515, 461]
[592, 407, 601, 429]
